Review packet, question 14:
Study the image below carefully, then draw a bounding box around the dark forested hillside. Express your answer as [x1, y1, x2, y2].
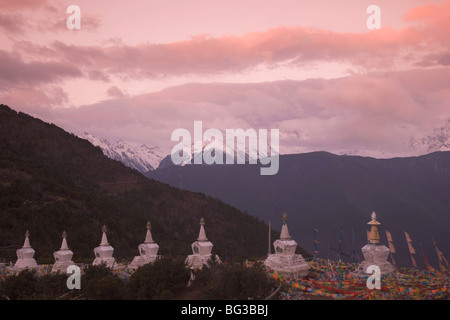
[0, 104, 295, 263]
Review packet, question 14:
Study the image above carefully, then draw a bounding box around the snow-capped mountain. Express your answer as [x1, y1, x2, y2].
[80, 132, 165, 173]
[336, 120, 450, 159]
[409, 120, 450, 155]
[158, 136, 278, 169]
[80, 132, 271, 172]
[158, 136, 275, 169]
[191, 136, 260, 163]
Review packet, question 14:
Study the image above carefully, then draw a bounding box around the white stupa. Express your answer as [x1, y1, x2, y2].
[93, 225, 116, 268]
[52, 231, 74, 273]
[128, 221, 160, 270]
[264, 213, 310, 277]
[186, 218, 219, 269]
[13, 230, 39, 272]
[354, 212, 395, 276]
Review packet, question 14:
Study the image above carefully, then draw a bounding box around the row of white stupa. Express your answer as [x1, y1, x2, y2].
[10, 218, 220, 274]
[9, 213, 394, 278]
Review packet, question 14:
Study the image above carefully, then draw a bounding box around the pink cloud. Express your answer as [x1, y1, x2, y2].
[107, 86, 127, 98]
[404, 0, 450, 25]
[0, 0, 47, 10]
[0, 1, 101, 37]
[0, 0, 447, 100]
[0, 12, 29, 34]
[23, 25, 414, 81]
[36, 67, 449, 158]
[1, 0, 450, 156]
[0, 50, 82, 87]
[11, 1, 443, 84]
[403, 0, 450, 44]
[0, 85, 68, 111]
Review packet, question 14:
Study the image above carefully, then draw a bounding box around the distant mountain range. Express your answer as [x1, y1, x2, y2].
[409, 119, 450, 154]
[81, 119, 450, 174]
[148, 151, 450, 269]
[81, 132, 261, 172]
[80, 132, 165, 173]
[78, 127, 450, 268]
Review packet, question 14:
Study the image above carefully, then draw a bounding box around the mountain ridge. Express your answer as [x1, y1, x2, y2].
[0, 104, 289, 263]
[409, 119, 450, 154]
[148, 150, 450, 268]
[80, 132, 165, 173]
[81, 117, 450, 173]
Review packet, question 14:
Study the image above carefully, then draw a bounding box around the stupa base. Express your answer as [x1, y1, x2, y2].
[265, 254, 310, 278]
[93, 257, 116, 268]
[128, 255, 159, 270]
[353, 260, 395, 277]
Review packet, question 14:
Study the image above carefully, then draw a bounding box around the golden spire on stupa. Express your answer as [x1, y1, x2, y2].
[367, 212, 381, 244]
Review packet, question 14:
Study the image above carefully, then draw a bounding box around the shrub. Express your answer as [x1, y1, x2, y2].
[0, 269, 38, 300]
[192, 261, 279, 300]
[128, 256, 191, 299]
[82, 264, 126, 300]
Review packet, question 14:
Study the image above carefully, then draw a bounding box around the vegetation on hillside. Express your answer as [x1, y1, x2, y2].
[0, 104, 289, 263]
[0, 258, 279, 300]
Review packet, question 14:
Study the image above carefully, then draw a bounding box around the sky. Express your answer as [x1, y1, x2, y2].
[1, 0, 450, 157]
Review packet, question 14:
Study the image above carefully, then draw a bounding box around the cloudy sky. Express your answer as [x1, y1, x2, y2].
[1, 0, 450, 156]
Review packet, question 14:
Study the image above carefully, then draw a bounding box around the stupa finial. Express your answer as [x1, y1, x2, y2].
[280, 213, 291, 240]
[60, 231, 69, 250]
[144, 221, 154, 244]
[371, 212, 377, 222]
[197, 217, 208, 241]
[367, 212, 380, 244]
[368, 212, 381, 225]
[23, 230, 31, 248]
[100, 225, 109, 246]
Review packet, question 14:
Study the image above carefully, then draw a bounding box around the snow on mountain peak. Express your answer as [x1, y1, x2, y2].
[79, 133, 165, 173]
[409, 119, 450, 155]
